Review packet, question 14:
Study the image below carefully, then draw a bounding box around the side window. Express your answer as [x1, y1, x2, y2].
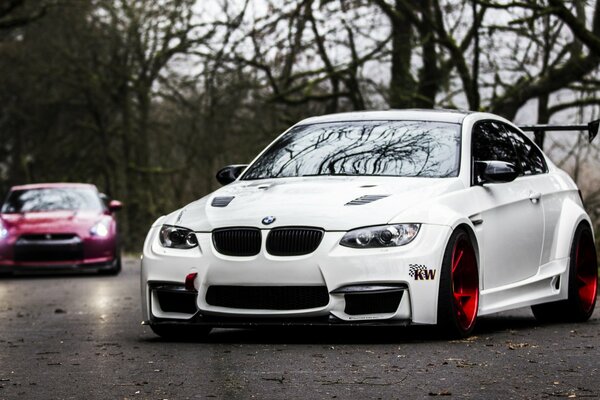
[471, 121, 521, 184]
[502, 124, 548, 175]
[472, 120, 521, 185]
[472, 120, 520, 164]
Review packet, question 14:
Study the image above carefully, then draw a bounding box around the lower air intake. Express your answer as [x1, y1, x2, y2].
[153, 285, 198, 314]
[14, 235, 83, 262]
[344, 291, 403, 315]
[206, 286, 329, 310]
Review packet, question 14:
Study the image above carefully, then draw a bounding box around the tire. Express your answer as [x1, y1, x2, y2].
[437, 228, 480, 338]
[532, 223, 598, 323]
[150, 324, 212, 341]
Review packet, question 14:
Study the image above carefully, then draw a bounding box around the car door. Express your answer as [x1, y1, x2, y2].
[471, 120, 545, 289]
[501, 122, 556, 266]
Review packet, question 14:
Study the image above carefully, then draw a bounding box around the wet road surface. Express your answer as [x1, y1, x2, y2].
[0, 258, 598, 399]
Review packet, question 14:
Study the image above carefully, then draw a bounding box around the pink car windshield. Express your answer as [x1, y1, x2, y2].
[2, 188, 104, 213]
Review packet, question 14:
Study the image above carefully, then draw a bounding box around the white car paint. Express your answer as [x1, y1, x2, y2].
[141, 110, 592, 328]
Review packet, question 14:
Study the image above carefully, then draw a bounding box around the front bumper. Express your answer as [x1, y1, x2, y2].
[141, 223, 452, 326]
[0, 233, 117, 274]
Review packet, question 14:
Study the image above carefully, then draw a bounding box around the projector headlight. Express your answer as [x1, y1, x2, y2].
[159, 225, 198, 249]
[340, 224, 420, 248]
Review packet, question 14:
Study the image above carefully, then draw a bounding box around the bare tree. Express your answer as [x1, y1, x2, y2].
[0, 0, 50, 31]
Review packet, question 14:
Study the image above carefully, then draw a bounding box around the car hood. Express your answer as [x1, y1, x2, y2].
[1, 210, 102, 233]
[169, 177, 464, 231]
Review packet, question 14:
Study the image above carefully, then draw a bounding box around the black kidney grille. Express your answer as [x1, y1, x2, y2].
[206, 286, 329, 310]
[266, 228, 324, 256]
[212, 228, 261, 256]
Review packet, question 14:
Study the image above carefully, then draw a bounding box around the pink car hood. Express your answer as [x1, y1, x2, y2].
[1, 210, 104, 236]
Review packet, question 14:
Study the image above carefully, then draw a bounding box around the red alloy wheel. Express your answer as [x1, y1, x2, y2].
[575, 232, 598, 315]
[451, 235, 479, 332]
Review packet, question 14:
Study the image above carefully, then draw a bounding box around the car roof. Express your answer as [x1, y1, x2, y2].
[10, 183, 98, 191]
[296, 109, 473, 126]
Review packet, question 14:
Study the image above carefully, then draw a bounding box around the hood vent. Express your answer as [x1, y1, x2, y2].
[211, 196, 235, 207]
[345, 194, 390, 206]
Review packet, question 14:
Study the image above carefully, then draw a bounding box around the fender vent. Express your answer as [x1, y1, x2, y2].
[211, 196, 235, 207]
[345, 194, 390, 206]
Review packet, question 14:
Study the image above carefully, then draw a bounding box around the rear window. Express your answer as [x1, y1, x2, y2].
[2, 187, 104, 213]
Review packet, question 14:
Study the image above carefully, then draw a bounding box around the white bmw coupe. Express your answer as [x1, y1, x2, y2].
[141, 110, 598, 338]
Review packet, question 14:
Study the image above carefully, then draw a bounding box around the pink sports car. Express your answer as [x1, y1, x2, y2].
[0, 183, 122, 275]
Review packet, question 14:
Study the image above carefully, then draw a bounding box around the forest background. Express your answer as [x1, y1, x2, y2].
[2, 0, 600, 250]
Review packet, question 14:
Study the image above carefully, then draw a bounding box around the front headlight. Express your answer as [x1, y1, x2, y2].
[90, 221, 110, 237]
[0, 220, 8, 240]
[340, 224, 420, 248]
[159, 225, 198, 249]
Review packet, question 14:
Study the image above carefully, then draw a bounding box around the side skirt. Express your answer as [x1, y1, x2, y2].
[478, 258, 569, 316]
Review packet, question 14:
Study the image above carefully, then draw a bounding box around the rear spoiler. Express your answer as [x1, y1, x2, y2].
[519, 119, 600, 143]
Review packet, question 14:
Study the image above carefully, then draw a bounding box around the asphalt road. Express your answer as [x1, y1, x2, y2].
[0, 258, 598, 400]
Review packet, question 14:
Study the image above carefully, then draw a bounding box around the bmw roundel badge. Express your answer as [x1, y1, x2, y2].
[262, 216, 276, 225]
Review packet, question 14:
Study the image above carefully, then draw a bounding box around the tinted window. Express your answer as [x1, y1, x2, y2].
[472, 120, 520, 184]
[472, 120, 519, 165]
[501, 123, 547, 175]
[242, 121, 461, 179]
[2, 188, 104, 213]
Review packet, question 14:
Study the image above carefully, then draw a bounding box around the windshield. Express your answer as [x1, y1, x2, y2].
[242, 120, 461, 180]
[2, 187, 104, 213]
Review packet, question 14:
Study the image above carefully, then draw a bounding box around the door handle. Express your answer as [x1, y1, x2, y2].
[529, 191, 541, 204]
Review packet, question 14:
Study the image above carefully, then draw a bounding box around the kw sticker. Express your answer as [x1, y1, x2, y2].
[409, 264, 436, 281]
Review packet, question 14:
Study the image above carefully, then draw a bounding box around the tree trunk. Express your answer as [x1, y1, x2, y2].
[415, 0, 438, 108]
[389, 1, 415, 108]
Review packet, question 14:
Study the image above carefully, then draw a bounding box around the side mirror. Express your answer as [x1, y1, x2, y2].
[216, 164, 248, 185]
[108, 200, 123, 212]
[474, 161, 518, 185]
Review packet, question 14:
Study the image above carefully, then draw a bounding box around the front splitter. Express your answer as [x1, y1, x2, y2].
[1, 260, 117, 275]
[145, 313, 410, 328]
